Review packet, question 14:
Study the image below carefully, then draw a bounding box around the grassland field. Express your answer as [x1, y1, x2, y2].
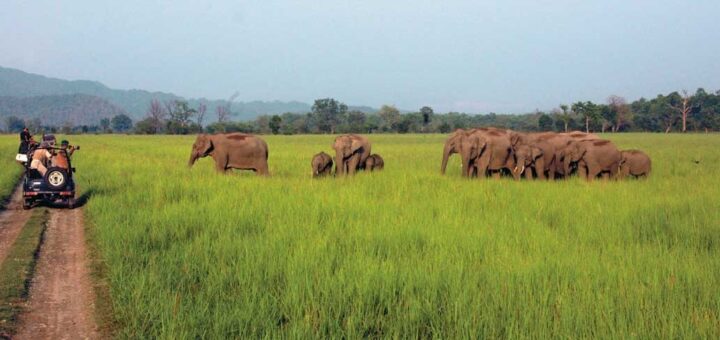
[1, 133, 719, 338]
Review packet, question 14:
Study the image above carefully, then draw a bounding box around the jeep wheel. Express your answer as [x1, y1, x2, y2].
[45, 167, 68, 190]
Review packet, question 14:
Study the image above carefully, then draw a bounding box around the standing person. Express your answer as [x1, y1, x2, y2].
[19, 127, 32, 153]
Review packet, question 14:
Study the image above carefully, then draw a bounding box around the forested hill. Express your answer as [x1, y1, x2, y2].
[0, 94, 127, 126]
[0, 66, 320, 121]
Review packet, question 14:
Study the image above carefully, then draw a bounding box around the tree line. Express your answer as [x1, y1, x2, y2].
[3, 89, 719, 135]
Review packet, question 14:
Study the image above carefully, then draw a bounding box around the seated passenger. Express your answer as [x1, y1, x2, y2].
[52, 140, 75, 170]
[30, 142, 53, 176]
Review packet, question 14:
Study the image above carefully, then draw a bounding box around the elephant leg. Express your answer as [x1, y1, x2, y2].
[215, 157, 227, 173]
[578, 161, 588, 179]
[535, 158, 546, 180]
[586, 166, 600, 181]
[347, 156, 360, 175]
[601, 172, 609, 180]
[256, 163, 270, 176]
[491, 171, 501, 180]
[524, 168, 533, 180]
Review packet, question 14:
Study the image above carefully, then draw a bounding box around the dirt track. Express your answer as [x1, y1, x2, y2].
[0, 184, 32, 265]
[14, 208, 99, 340]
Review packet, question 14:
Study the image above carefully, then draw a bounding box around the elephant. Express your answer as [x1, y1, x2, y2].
[188, 133, 269, 175]
[564, 139, 621, 180]
[456, 128, 516, 179]
[512, 131, 599, 178]
[311, 151, 333, 178]
[440, 129, 467, 174]
[512, 141, 557, 180]
[332, 134, 371, 176]
[365, 154, 384, 171]
[619, 150, 651, 179]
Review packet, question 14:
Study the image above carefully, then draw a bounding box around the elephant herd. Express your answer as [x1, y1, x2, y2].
[187, 130, 650, 180]
[312, 134, 384, 177]
[442, 127, 651, 180]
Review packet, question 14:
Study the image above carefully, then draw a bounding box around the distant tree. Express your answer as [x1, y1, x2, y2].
[558, 104, 573, 132]
[667, 90, 695, 133]
[255, 115, 271, 134]
[572, 101, 601, 133]
[438, 121, 452, 133]
[312, 98, 348, 133]
[420, 106, 434, 130]
[269, 115, 282, 134]
[4, 116, 25, 132]
[538, 113, 554, 131]
[60, 121, 73, 134]
[166, 100, 196, 134]
[607, 95, 630, 132]
[346, 110, 367, 133]
[111, 114, 133, 132]
[196, 103, 207, 127]
[378, 105, 401, 132]
[145, 99, 166, 134]
[100, 118, 111, 133]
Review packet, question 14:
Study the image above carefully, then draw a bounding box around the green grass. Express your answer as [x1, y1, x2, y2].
[13, 133, 720, 338]
[0, 135, 24, 201]
[0, 209, 48, 335]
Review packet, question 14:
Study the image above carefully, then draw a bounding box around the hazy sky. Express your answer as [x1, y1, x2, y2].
[1, 0, 719, 112]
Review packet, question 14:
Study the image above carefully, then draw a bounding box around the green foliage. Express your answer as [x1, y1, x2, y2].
[312, 99, 348, 133]
[47, 133, 720, 338]
[111, 114, 133, 133]
[269, 115, 282, 135]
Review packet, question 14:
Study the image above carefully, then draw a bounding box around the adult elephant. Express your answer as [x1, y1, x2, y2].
[332, 134, 371, 176]
[457, 128, 516, 179]
[440, 129, 467, 175]
[512, 141, 557, 180]
[188, 133, 269, 175]
[564, 139, 621, 180]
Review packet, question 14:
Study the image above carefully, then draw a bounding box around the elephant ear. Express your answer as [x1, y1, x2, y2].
[531, 147, 543, 160]
[510, 133, 522, 146]
[350, 137, 364, 154]
[200, 135, 214, 155]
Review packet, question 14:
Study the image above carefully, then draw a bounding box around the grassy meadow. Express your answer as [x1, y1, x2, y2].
[3, 133, 720, 338]
[0, 135, 23, 200]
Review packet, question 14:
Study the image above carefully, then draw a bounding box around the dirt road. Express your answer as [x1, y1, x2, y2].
[0, 184, 32, 265]
[15, 208, 99, 340]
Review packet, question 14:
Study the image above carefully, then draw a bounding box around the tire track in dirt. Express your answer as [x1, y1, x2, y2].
[14, 208, 99, 340]
[0, 184, 32, 266]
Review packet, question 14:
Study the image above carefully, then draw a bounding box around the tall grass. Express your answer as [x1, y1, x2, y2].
[57, 133, 720, 337]
[0, 135, 24, 200]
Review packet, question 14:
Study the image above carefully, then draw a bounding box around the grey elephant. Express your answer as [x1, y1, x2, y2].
[455, 128, 516, 179]
[564, 139, 621, 180]
[311, 151, 333, 178]
[188, 133, 269, 175]
[619, 150, 651, 179]
[365, 154, 384, 171]
[332, 134, 371, 176]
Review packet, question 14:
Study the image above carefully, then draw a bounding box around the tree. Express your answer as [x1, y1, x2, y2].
[378, 105, 401, 132]
[558, 104, 573, 132]
[572, 101, 600, 133]
[346, 110, 367, 133]
[111, 114, 133, 132]
[4, 116, 25, 132]
[607, 95, 630, 132]
[145, 99, 166, 134]
[312, 98, 347, 133]
[538, 113, 554, 131]
[269, 115, 282, 135]
[100, 118, 111, 133]
[166, 100, 196, 134]
[420, 106, 434, 130]
[667, 90, 694, 133]
[196, 103, 207, 127]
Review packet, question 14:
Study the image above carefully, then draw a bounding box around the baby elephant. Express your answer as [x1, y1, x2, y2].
[311, 151, 334, 177]
[364, 154, 384, 171]
[619, 150, 651, 179]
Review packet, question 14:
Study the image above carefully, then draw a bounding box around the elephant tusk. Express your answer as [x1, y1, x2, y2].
[520, 165, 525, 174]
[514, 166, 518, 172]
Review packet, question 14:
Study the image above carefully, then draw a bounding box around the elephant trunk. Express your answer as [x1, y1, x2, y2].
[335, 151, 345, 176]
[440, 143, 453, 175]
[188, 152, 199, 167]
[563, 156, 572, 176]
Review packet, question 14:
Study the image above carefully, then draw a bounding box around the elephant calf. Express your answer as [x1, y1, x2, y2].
[311, 151, 334, 178]
[619, 150, 651, 179]
[365, 154, 384, 171]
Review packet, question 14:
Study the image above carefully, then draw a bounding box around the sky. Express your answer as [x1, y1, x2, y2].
[1, 0, 719, 113]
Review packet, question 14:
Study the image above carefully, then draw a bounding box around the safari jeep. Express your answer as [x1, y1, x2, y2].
[17, 141, 78, 209]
